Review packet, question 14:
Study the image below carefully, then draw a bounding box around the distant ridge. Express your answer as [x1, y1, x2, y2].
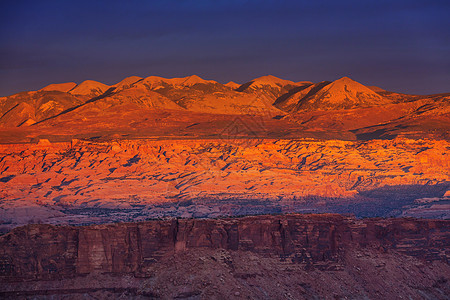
[274, 77, 389, 112]
[68, 80, 111, 97]
[113, 76, 143, 91]
[224, 81, 240, 89]
[40, 82, 77, 93]
[244, 75, 297, 89]
[0, 74, 448, 141]
[236, 75, 310, 104]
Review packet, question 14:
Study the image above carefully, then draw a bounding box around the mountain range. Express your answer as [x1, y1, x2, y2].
[1, 74, 448, 142]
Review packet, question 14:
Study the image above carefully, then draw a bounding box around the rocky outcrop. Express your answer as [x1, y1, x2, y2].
[0, 214, 448, 282]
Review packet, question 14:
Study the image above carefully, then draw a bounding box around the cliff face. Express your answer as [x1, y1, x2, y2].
[1, 214, 448, 281]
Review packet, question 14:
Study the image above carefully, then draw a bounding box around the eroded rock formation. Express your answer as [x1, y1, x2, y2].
[0, 214, 449, 299]
[0, 138, 448, 230]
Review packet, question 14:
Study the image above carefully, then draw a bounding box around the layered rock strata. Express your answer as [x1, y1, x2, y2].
[0, 214, 448, 280]
[0, 214, 449, 299]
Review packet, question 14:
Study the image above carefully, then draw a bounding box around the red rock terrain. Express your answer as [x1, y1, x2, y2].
[0, 214, 449, 299]
[0, 74, 449, 298]
[0, 137, 448, 231]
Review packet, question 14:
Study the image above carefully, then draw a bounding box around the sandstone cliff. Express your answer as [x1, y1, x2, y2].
[0, 214, 449, 299]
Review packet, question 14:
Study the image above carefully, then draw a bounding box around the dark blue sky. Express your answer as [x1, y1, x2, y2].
[1, 0, 449, 96]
